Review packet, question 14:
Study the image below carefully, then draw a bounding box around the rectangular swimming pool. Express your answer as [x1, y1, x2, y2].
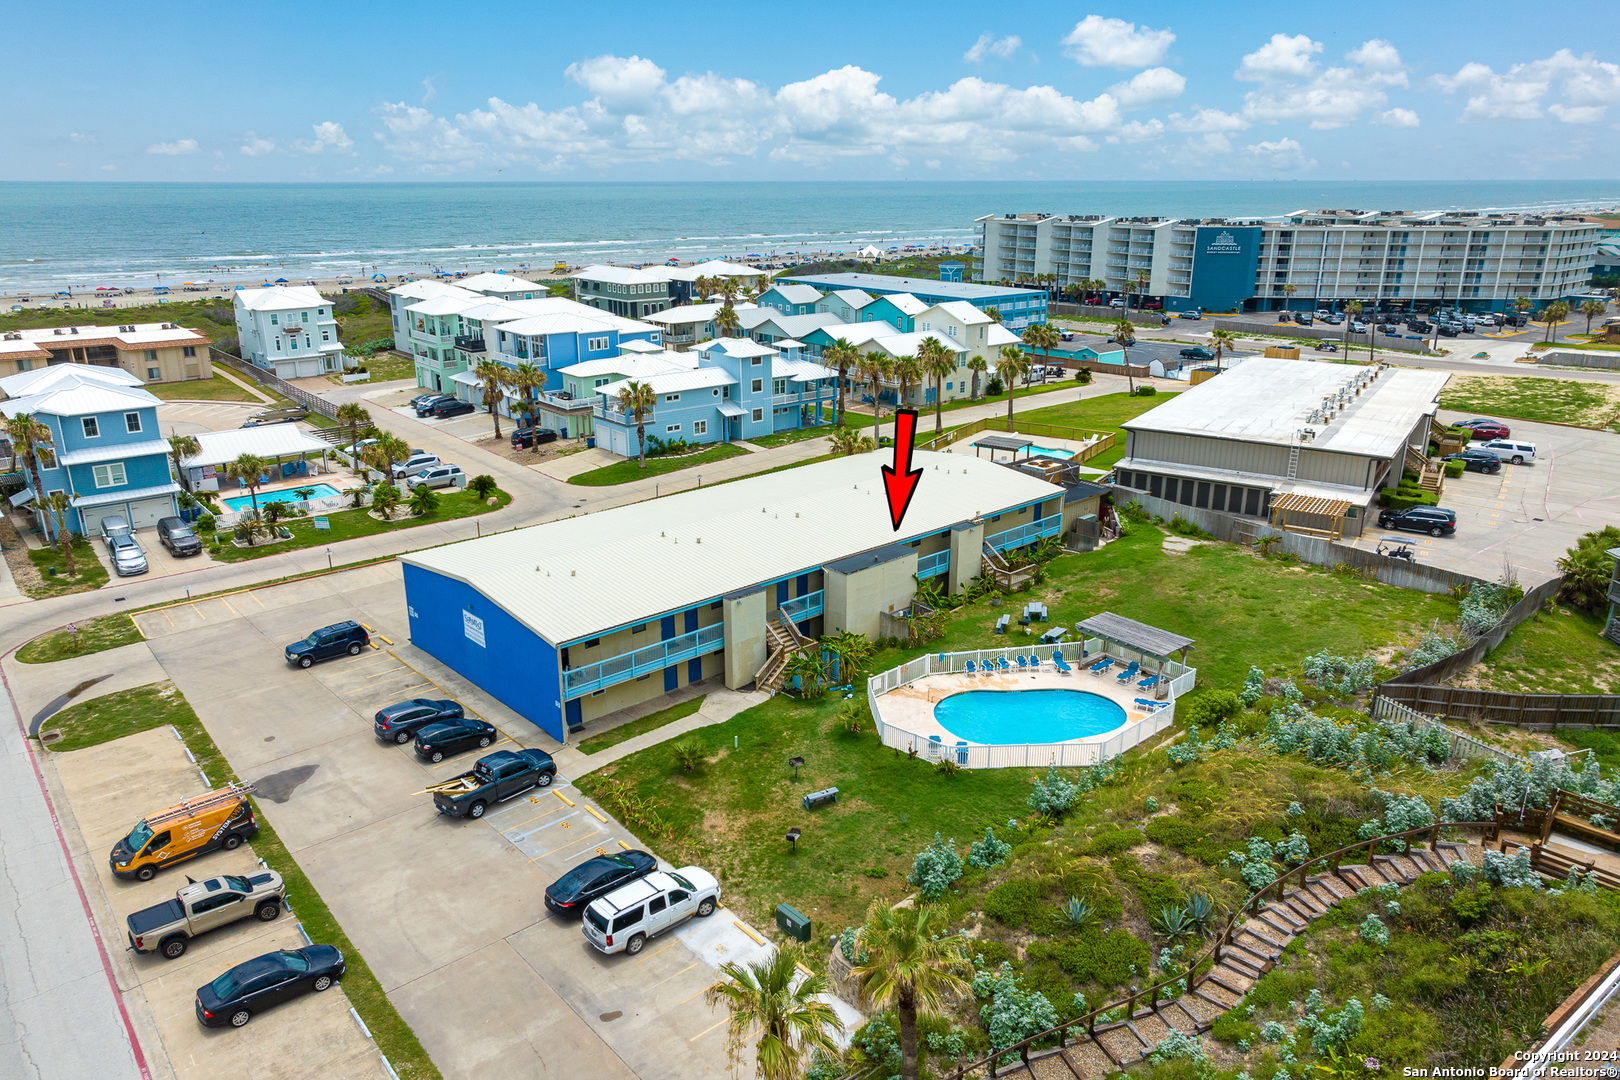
[223, 482, 341, 513]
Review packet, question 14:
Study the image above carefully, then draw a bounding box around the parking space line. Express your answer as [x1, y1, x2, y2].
[647, 961, 700, 989]
[499, 804, 568, 833]
[220, 598, 242, 617]
[733, 921, 765, 945]
[633, 939, 683, 965]
[533, 831, 607, 860]
[688, 1017, 729, 1042]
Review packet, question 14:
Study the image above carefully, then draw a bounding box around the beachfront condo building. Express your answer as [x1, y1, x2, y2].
[977, 209, 1603, 315]
[773, 272, 1048, 331]
[0, 321, 212, 384]
[572, 264, 675, 319]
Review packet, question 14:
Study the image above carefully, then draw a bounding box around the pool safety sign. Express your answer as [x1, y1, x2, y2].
[463, 610, 486, 648]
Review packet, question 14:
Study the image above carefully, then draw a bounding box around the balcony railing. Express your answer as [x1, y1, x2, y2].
[454, 335, 485, 353]
[986, 514, 1062, 552]
[562, 623, 725, 699]
[917, 549, 950, 578]
[779, 590, 824, 624]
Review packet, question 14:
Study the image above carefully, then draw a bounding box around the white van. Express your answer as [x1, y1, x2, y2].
[1478, 439, 1537, 465]
[582, 867, 720, 955]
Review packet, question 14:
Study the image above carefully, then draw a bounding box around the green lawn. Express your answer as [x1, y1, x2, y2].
[41, 684, 439, 1080]
[26, 539, 110, 597]
[576, 696, 706, 755]
[204, 488, 510, 561]
[334, 293, 394, 352]
[567, 444, 748, 486]
[1532, 339, 1620, 352]
[17, 613, 143, 664]
[1465, 604, 1620, 696]
[0, 298, 236, 334]
[144, 373, 274, 403]
[353, 351, 416, 383]
[1439, 375, 1620, 431]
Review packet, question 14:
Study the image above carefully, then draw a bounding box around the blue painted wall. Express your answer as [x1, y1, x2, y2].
[1179, 226, 1261, 313]
[402, 563, 565, 742]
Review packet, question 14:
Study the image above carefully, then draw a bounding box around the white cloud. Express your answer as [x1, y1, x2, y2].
[239, 133, 276, 156]
[1116, 119, 1166, 142]
[100, 164, 117, 171]
[1244, 137, 1315, 170]
[146, 139, 199, 155]
[69, 132, 95, 144]
[1109, 67, 1185, 107]
[1187, 133, 1233, 154]
[1061, 16, 1174, 68]
[1347, 39, 1405, 79]
[1168, 108, 1250, 133]
[1373, 108, 1420, 127]
[1432, 49, 1620, 123]
[1237, 34, 1321, 81]
[565, 54, 668, 108]
[964, 33, 1021, 62]
[294, 122, 354, 153]
[924, 159, 941, 169]
[422, 76, 438, 104]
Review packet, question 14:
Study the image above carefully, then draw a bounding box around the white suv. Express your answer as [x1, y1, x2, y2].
[583, 867, 720, 955]
[391, 452, 440, 478]
[1477, 439, 1537, 465]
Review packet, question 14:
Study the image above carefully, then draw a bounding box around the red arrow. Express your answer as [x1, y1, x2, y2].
[882, 409, 923, 531]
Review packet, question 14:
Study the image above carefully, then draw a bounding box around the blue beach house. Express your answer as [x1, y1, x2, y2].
[754, 284, 824, 317]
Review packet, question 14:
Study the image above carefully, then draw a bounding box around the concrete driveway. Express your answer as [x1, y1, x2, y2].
[125, 562, 793, 1080]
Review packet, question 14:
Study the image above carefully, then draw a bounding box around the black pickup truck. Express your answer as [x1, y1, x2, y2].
[429, 749, 557, 819]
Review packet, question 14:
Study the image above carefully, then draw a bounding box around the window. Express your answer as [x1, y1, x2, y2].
[587, 336, 610, 351]
[147, 367, 161, 380]
[632, 623, 648, 634]
[751, 379, 763, 393]
[124, 412, 142, 434]
[321, 330, 330, 342]
[92, 462, 127, 488]
[584, 637, 601, 649]
[664, 393, 680, 402]
[318, 308, 326, 315]
[274, 337, 281, 351]
[691, 420, 707, 435]
[301, 311, 309, 324]
[751, 408, 763, 422]
[182, 346, 196, 358]
[82, 417, 100, 438]
[611, 908, 645, 933]
[665, 424, 681, 433]
[144, 349, 158, 361]
[773, 379, 786, 395]
[270, 314, 278, 325]
[648, 896, 667, 914]
[37, 447, 56, 470]
[750, 356, 762, 366]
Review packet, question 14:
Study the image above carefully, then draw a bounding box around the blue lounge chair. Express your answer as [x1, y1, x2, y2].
[1016, 655, 1029, 671]
[997, 656, 1011, 672]
[964, 659, 977, 675]
[1137, 674, 1160, 690]
[1134, 697, 1168, 711]
[1115, 661, 1141, 683]
[1052, 650, 1073, 674]
[1089, 657, 1115, 677]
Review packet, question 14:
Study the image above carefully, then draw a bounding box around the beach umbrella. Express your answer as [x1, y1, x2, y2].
[372, 274, 386, 282]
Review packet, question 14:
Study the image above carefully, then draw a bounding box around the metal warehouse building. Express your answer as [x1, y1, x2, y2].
[399, 453, 1081, 742]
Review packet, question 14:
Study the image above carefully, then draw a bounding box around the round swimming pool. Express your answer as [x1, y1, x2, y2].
[935, 689, 1127, 744]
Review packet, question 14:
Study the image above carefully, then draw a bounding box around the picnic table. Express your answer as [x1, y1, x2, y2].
[1021, 602, 1048, 624]
[1039, 626, 1067, 645]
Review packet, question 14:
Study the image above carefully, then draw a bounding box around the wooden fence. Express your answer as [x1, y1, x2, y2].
[1373, 684, 1620, 730]
[1372, 696, 1527, 768]
[209, 348, 340, 420]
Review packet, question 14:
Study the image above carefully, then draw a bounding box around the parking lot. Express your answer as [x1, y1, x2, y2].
[53, 725, 380, 1080]
[1339, 411, 1620, 585]
[126, 562, 796, 1080]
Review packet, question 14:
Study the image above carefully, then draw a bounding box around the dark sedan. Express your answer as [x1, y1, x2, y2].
[374, 698, 464, 744]
[430, 399, 477, 419]
[1445, 450, 1503, 474]
[544, 851, 657, 918]
[414, 717, 499, 762]
[1456, 418, 1511, 440]
[195, 946, 343, 1029]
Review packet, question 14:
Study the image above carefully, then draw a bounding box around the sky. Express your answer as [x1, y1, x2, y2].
[8, 0, 1619, 182]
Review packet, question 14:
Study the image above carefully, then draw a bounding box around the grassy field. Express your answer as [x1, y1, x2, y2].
[205, 488, 510, 562]
[783, 254, 971, 280]
[1439, 375, 1620, 431]
[143, 373, 274, 403]
[0, 298, 235, 334]
[333, 293, 393, 351]
[1460, 604, 1620, 695]
[26, 538, 110, 597]
[41, 684, 439, 1080]
[355, 350, 416, 382]
[17, 613, 143, 664]
[995, 391, 1172, 471]
[568, 443, 748, 486]
[576, 696, 706, 755]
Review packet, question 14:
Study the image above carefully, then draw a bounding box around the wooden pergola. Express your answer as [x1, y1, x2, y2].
[1268, 492, 1352, 541]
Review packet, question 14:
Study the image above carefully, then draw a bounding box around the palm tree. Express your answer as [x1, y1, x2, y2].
[364, 432, 411, 483]
[1132, 268, 1151, 310]
[1111, 318, 1138, 394]
[615, 380, 657, 468]
[1344, 300, 1363, 353]
[1210, 328, 1238, 372]
[985, 306, 1002, 324]
[749, 274, 774, 301]
[510, 360, 545, 420]
[1282, 282, 1298, 312]
[1540, 300, 1571, 343]
[159, 432, 201, 494]
[409, 483, 440, 517]
[858, 350, 893, 447]
[4, 412, 53, 510]
[1578, 298, 1606, 335]
[822, 337, 858, 426]
[473, 359, 511, 439]
[694, 275, 717, 301]
[1021, 322, 1059, 377]
[224, 453, 269, 514]
[705, 951, 839, 1080]
[828, 425, 872, 456]
[994, 345, 1027, 427]
[370, 478, 400, 520]
[966, 354, 988, 401]
[850, 901, 973, 1080]
[335, 402, 371, 461]
[714, 303, 741, 339]
[42, 490, 76, 574]
[918, 336, 956, 435]
[715, 276, 743, 307]
[890, 351, 922, 412]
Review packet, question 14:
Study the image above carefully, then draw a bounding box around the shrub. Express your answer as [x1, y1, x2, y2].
[984, 879, 1045, 927]
[1359, 914, 1389, 947]
[1145, 816, 1205, 849]
[669, 737, 706, 773]
[1239, 666, 1266, 706]
[985, 377, 1005, 396]
[1075, 368, 1093, 385]
[1030, 929, 1150, 986]
[838, 925, 869, 963]
[1481, 847, 1542, 890]
[468, 474, 498, 499]
[968, 827, 1013, 869]
[972, 940, 1011, 969]
[908, 834, 964, 899]
[1378, 487, 1439, 510]
[1135, 385, 1157, 396]
[1211, 1010, 1262, 1045]
[1445, 458, 1467, 478]
[851, 1016, 900, 1072]
[973, 963, 1058, 1058]
[1183, 690, 1241, 727]
[195, 512, 216, 532]
[1088, 828, 1141, 857]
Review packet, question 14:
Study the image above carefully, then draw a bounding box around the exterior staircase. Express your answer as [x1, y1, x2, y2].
[1406, 445, 1445, 498]
[754, 616, 808, 693]
[981, 541, 1036, 590]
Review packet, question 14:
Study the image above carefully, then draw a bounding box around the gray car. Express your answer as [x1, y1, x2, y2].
[107, 533, 149, 576]
[100, 514, 133, 544]
[409, 463, 464, 490]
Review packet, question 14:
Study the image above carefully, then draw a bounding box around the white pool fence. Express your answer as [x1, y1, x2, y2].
[867, 639, 1195, 769]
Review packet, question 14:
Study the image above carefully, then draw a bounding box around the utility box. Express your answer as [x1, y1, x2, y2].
[776, 904, 812, 942]
[803, 787, 839, 810]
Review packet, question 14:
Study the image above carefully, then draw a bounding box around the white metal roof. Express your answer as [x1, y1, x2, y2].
[73, 482, 181, 509]
[881, 294, 929, 316]
[661, 260, 768, 282]
[765, 284, 823, 305]
[558, 352, 696, 379]
[1, 378, 160, 419]
[932, 300, 992, 325]
[595, 367, 736, 398]
[987, 324, 1022, 347]
[388, 280, 478, 303]
[740, 310, 848, 337]
[1122, 359, 1448, 460]
[571, 264, 672, 286]
[616, 339, 666, 354]
[404, 295, 482, 317]
[399, 451, 1063, 645]
[695, 337, 777, 359]
[0, 363, 142, 398]
[864, 330, 970, 358]
[181, 426, 334, 468]
[60, 438, 172, 466]
[235, 285, 330, 312]
[644, 301, 758, 326]
[830, 289, 877, 308]
[456, 272, 541, 293]
[772, 357, 836, 382]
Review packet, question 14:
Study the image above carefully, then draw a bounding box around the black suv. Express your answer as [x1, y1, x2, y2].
[1377, 506, 1457, 537]
[544, 851, 657, 918]
[285, 622, 369, 667]
[1444, 450, 1503, 475]
[430, 398, 476, 419]
[414, 395, 454, 417]
[511, 426, 559, 449]
[414, 717, 499, 763]
[156, 516, 204, 556]
[374, 698, 464, 744]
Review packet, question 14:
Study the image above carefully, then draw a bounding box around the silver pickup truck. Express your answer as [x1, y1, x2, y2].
[126, 871, 285, 959]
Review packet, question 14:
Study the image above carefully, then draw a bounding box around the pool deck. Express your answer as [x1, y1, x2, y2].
[958, 429, 1109, 474]
[875, 663, 1164, 746]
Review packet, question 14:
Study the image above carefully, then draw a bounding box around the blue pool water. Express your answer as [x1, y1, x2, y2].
[223, 482, 341, 512]
[935, 689, 1127, 744]
[1028, 445, 1076, 460]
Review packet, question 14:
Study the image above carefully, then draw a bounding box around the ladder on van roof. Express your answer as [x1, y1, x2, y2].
[139, 783, 255, 828]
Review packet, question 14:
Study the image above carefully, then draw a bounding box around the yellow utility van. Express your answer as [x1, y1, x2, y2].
[109, 784, 258, 881]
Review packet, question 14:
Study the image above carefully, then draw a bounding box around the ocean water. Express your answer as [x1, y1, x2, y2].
[2, 180, 1616, 292]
